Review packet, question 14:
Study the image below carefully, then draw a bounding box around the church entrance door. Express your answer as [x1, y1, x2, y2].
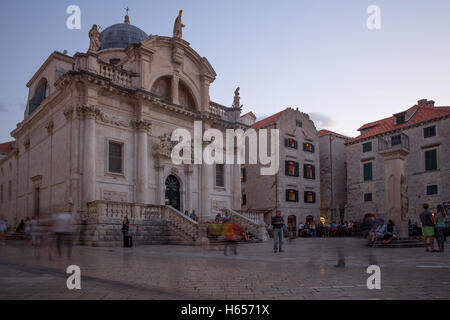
[165, 175, 181, 211]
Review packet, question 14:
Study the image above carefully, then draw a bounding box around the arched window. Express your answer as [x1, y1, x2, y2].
[29, 79, 49, 115]
[179, 81, 196, 110]
[151, 77, 172, 103]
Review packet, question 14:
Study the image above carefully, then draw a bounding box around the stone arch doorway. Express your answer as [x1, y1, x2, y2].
[165, 175, 181, 211]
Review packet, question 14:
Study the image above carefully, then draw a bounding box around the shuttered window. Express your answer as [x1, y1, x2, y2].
[424, 126, 436, 138]
[303, 143, 315, 153]
[363, 162, 373, 181]
[285, 161, 299, 177]
[304, 191, 316, 203]
[426, 185, 438, 195]
[425, 149, 437, 171]
[363, 142, 372, 153]
[215, 164, 225, 187]
[304, 164, 316, 179]
[286, 189, 299, 202]
[108, 142, 123, 174]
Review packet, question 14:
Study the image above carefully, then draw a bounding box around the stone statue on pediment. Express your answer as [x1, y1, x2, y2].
[232, 87, 242, 109]
[88, 24, 101, 52]
[173, 10, 185, 39]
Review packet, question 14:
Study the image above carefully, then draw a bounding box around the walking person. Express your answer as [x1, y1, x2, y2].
[434, 205, 446, 252]
[24, 217, 32, 243]
[420, 203, 436, 252]
[0, 215, 7, 245]
[223, 219, 238, 256]
[30, 216, 42, 258]
[52, 204, 75, 259]
[272, 210, 285, 253]
[122, 216, 131, 248]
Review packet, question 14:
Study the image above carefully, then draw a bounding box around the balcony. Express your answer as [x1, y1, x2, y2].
[378, 133, 410, 152]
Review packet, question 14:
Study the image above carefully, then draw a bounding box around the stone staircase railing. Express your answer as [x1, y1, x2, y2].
[229, 209, 269, 241]
[163, 206, 199, 242]
[236, 210, 268, 224]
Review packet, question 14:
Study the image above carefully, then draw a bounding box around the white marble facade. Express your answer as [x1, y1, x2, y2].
[0, 16, 245, 233]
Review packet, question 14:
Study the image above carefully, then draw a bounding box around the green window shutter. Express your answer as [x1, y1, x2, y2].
[363, 163, 373, 181]
[312, 166, 316, 180]
[285, 161, 289, 176]
[295, 163, 299, 177]
[425, 150, 437, 171]
[285, 138, 289, 147]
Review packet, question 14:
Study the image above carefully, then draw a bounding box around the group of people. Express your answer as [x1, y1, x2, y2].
[420, 203, 447, 253]
[368, 219, 399, 246]
[0, 205, 76, 259]
[184, 210, 199, 222]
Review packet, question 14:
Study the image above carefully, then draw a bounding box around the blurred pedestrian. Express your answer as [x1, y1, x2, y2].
[435, 205, 446, 252]
[24, 217, 32, 242]
[0, 215, 7, 245]
[31, 216, 42, 258]
[52, 202, 75, 259]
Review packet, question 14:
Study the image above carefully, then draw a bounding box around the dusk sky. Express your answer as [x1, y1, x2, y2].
[1, 0, 450, 142]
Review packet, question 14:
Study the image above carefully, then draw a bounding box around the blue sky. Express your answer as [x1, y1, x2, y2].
[1, 0, 450, 142]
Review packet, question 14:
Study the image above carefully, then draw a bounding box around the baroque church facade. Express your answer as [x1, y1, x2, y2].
[0, 12, 255, 245]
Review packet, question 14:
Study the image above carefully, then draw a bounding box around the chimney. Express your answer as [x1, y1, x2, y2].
[417, 99, 435, 108]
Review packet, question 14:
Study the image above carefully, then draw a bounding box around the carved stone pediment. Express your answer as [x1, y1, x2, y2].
[98, 112, 133, 128]
[134, 120, 152, 132]
[153, 133, 177, 158]
[23, 136, 30, 151]
[45, 120, 54, 136]
[77, 104, 100, 119]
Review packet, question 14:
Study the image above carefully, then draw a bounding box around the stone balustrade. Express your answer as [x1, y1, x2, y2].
[229, 209, 269, 241]
[237, 210, 267, 224]
[163, 206, 199, 242]
[209, 102, 228, 119]
[98, 62, 133, 88]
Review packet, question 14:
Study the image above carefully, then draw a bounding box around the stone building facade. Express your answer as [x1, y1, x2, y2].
[0, 14, 252, 245]
[318, 130, 349, 223]
[241, 108, 321, 225]
[345, 99, 450, 223]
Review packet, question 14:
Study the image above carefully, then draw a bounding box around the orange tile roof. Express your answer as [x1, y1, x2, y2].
[347, 103, 450, 144]
[251, 111, 284, 129]
[0, 141, 15, 154]
[318, 129, 351, 140]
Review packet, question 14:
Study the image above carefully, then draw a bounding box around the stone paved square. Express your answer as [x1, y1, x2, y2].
[1, 238, 449, 300]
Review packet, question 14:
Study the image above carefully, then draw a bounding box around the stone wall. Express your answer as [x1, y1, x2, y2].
[319, 133, 348, 222]
[346, 116, 450, 222]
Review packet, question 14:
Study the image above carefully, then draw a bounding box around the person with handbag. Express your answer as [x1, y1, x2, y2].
[271, 210, 285, 253]
[434, 205, 446, 252]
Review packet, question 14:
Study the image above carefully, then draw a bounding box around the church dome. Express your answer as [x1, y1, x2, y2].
[100, 23, 148, 50]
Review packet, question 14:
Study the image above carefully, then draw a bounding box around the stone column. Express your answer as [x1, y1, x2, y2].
[379, 145, 410, 238]
[200, 76, 211, 112]
[185, 165, 193, 212]
[232, 163, 241, 211]
[78, 106, 98, 207]
[200, 123, 213, 222]
[136, 120, 151, 204]
[171, 75, 180, 105]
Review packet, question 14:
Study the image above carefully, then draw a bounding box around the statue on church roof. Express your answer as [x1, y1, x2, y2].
[173, 10, 185, 39]
[88, 24, 101, 52]
[232, 87, 242, 109]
